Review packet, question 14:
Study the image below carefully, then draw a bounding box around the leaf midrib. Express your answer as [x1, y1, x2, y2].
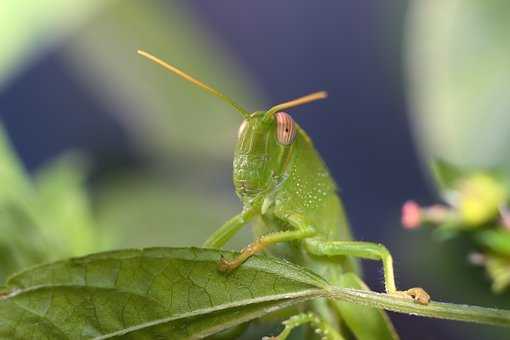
[4, 283, 325, 338]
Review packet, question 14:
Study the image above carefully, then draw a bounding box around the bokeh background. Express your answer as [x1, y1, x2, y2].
[1, 1, 510, 339]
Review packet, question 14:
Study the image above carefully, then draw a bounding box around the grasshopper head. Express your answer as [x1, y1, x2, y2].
[137, 50, 327, 203]
[232, 91, 327, 202]
[233, 110, 296, 201]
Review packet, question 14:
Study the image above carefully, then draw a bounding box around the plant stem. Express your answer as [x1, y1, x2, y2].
[325, 287, 510, 327]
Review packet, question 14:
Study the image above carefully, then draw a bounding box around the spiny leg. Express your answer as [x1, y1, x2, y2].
[218, 227, 316, 272]
[262, 312, 345, 340]
[305, 238, 430, 305]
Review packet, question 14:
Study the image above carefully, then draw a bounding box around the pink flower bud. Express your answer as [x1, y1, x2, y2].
[402, 200, 422, 229]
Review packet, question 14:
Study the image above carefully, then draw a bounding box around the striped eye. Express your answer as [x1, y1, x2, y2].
[238, 120, 248, 139]
[275, 112, 296, 145]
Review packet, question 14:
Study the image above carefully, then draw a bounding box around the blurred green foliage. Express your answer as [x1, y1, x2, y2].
[0, 125, 104, 280]
[60, 0, 265, 251]
[404, 2, 510, 338]
[63, 0, 263, 160]
[0, 0, 109, 90]
[0, 0, 265, 280]
[407, 0, 510, 172]
[0, 2, 269, 337]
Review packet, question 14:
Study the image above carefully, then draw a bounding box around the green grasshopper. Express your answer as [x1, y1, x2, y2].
[138, 50, 430, 340]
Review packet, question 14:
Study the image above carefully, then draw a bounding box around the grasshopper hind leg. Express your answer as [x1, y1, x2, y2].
[262, 312, 345, 340]
[305, 238, 431, 305]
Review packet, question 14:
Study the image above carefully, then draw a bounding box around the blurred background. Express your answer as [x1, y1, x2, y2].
[1, 1, 509, 339]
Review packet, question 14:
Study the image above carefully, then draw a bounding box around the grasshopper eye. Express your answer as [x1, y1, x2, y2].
[275, 112, 296, 145]
[238, 120, 248, 139]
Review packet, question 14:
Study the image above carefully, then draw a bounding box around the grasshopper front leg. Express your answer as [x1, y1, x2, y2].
[203, 208, 257, 249]
[202, 208, 316, 272]
[304, 238, 430, 305]
[218, 227, 316, 272]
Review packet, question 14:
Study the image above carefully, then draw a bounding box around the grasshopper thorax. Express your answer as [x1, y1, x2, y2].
[233, 111, 296, 202]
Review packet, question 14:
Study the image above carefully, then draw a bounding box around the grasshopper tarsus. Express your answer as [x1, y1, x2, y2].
[217, 256, 234, 273]
[407, 287, 431, 305]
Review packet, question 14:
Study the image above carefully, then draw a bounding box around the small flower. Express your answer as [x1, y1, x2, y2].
[402, 200, 422, 229]
[457, 174, 507, 227]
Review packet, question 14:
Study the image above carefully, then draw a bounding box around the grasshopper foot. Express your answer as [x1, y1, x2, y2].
[392, 287, 430, 305]
[218, 255, 237, 272]
[218, 243, 260, 272]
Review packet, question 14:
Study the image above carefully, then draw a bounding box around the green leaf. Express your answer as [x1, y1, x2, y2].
[430, 159, 465, 192]
[0, 125, 45, 278]
[1, 248, 509, 339]
[34, 153, 105, 255]
[475, 230, 510, 256]
[0, 123, 107, 279]
[486, 255, 510, 293]
[1, 248, 326, 339]
[0, 124, 33, 205]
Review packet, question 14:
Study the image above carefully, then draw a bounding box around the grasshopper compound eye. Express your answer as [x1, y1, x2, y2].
[275, 112, 296, 145]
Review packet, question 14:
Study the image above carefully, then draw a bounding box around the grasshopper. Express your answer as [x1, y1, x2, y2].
[138, 50, 429, 340]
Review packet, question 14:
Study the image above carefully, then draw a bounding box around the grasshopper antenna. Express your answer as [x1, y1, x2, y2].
[267, 91, 327, 116]
[137, 50, 250, 118]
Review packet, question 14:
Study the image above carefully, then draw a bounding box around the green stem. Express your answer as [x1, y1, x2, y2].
[325, 287, 510, 327]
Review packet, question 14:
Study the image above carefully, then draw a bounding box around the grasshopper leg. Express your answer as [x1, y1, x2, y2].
[262, 312, 345, 340]
[203, 208, 256, 249]
[305, 238, 430, 305]
[218, 227, 316, 272]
